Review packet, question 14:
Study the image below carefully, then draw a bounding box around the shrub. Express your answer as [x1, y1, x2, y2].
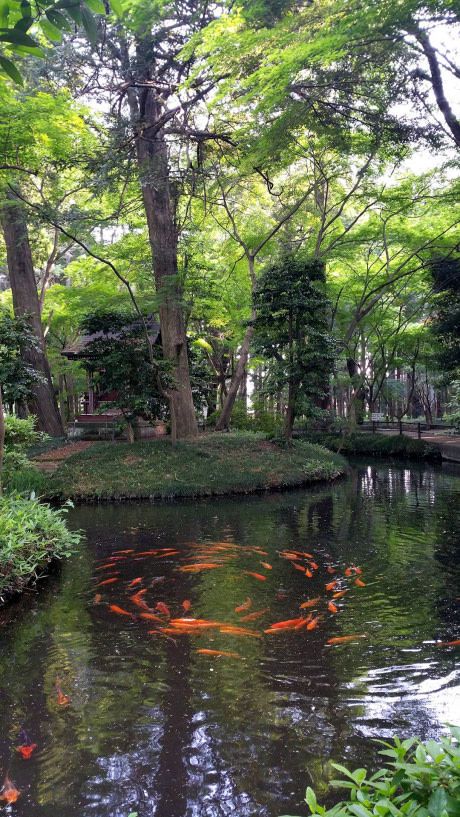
[0, 494, 81, 600]
[1, 415, 47, 494]
[4, 415, 46, 449]
[286, 728, 460, 817]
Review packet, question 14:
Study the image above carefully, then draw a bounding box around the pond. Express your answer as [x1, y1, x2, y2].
[0, 461, 459, 817]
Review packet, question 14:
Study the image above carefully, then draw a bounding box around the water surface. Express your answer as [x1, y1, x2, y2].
[0, 461, 459, 817]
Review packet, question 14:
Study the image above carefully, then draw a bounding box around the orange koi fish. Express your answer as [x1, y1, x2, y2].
[55, 682, 70, 707]
[169, 618, 221, 629]
[300, 597, 321, 609]
[280, 551, 301, 560]
[130, 589, 153, 612]
[327, 566, 336, 574]
[261, 562, 272, 570]
[332, 590, 348, 600]
[309, 561, 319, 571]
[235, 598, 252, 613]
[0, 776, 20, 804]
[219, 625, 262, 638]
[306, 616, 321, 630]
[95, 562, 118, 571]
[244, 571, 267, 581]
[344, 567, 353, 577]
[305, 569, 313, 578]
[196, 649, 241, 659]
[325, 580, 338, 591]
[96, 577, 119, 587]
[153, 550, 180, 558]
[240, 608, 269, 622]
[127, 577, 143, 589]
[267, 617, 305, 630]
[182, 599, 192, 612]
[353, 566, 363, 575]
[292, 562, 306, 573]
[435, 639, 460, 647]
[179, 563, 220, 572]
[109, 604, 134, 619]
[139, 612, 164, 623]
[113, 549, 135, 555]
[328, 601, 338, 614]
[354, 578, 366, 587]
[93, 593, 102, 604]
[155, 602, 171, 618]
[17, 742, 37, 760]
[327, 634, 366, 645]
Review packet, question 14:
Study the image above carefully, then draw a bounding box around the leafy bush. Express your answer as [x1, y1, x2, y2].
[0, 494, 81, 600]
[4, 414, 46, 449]
[207, 402, 282, 435]
[1, 415, 47, 494]
[285, 728, 460, 817]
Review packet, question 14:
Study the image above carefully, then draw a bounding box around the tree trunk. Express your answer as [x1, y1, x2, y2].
[284, 381, 296, 441]
[215, 322, 254, 431]
[0, 384, 4, 495]
[135, 91, 197, 441]
[1, 191, 64, 437]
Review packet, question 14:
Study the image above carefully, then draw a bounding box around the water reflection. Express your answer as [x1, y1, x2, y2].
[0, 461, 459, 817]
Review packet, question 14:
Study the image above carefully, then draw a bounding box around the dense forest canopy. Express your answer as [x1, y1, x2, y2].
[0, 0, 459, 439]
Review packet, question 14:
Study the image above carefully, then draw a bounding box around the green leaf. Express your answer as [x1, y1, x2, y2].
[352, 769, 367, 786]
[40, 18, 63, 42]
[81, 5, 97, 45]
[84, 0, 105, 13]
[46, 9, 72, 30]
[57, 1, 82, 25]
[331, 763, 359, 781]
[20, 0, 31, 17]
[0, 3, 10, 27]
[0, 54, 23, 83]
[427, 789, 449, 817]
[305, 787, 318, 814]
[0, 27, 37, 46]
[14, 15, 33, 31]
[348, 805, 374, 817]
[109, 0, 123, 15]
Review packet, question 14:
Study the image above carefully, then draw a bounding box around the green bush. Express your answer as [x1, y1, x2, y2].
[285, 728, 460, 817]
[207, 402, 282, 435]
[2, 415, 47, 494]
[4, 414, 46, 449]
[0, 494, 81, 600]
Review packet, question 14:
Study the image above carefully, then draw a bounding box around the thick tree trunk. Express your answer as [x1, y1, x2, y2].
[1, 191, 64, 437]
[215, 322, 254, 431]
[284, 381, 296, 441]
[135, 92, 197, 441]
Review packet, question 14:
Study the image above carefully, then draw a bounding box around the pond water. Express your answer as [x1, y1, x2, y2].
[0, 461, 459, 817]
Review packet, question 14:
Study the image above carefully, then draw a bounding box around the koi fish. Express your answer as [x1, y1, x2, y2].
[327, 634, 366, 645]
[219, 625, 262, 638]
[309, 561, 319, 571]
[353, 566, 362, 575]
[235, 598, 252, 613]
[344, 567, 353, 577]
[354, 578, 366, 587]
[266, 617, 305, 631]
[139, 612, 164, 623]
[182, 599, 192, 612]
[292, 562, 306, 573]
[435, 639, 460, 647]
[260, 562, 272, 570]
[240, 608, 269, 622]
[155, 602, 171, 618]
[113, 549, 135, 555]
[93, 593, 102, 604]
[300, 597, 321, 609]
[280, 551, 302, 560]
[179, 563, 220, 572]
[305, 568, 313, 578]
[55, 683, 70, 707]
[0, 776, 20, 804]
[325, 580, 338, 591]
[306, 616, 321, 630]
[169, 618, 221, 629]
[96, 577, 119, 587]
[332, 590, 348, 600]
[244, 571, 267, 581]
[109, 604, 134, 618]
[153, 550, 180, 558]
[327, 566, 336, 574]
[130, 589, 151, 610]
[127, 577, 143, 589]
[196, 649, 241, 659]
[95, 562, 118, 571]
[17, 742, 37, 760]
[328, 601, 338, 614]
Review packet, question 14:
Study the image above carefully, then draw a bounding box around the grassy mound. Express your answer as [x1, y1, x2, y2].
[0, 495, 81, 603]
[301, 431, 442, 461]
[46, 432, 346, 501]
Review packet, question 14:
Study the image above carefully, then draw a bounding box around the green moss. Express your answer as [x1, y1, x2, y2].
[302, 431, 442, 461]
[45, 432, 346, 501]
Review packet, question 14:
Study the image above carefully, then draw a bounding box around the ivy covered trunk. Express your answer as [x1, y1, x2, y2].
[1, 191, 64, 437]
[135, 92, 197, 441]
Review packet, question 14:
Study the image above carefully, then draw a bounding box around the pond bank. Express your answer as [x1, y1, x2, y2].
[40, 432, 346, 502]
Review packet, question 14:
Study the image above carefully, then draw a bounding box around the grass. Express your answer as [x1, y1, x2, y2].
[44, 432, 346, 501]
[0, 494, 81, 604]
[301, 431, 442, 461]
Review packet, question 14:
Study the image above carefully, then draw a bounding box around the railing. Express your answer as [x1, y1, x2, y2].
[362, 419, 457, 439]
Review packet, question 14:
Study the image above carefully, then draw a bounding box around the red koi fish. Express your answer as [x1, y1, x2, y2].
[306, 616, 321, 630]
[305, 568, 313, 578]
[244, 571, 267, 581]
[182, 599, 192, 612]
[55, 681, 70, 707]
[127, 577, 143, 589]
[354, 578, 366, 587]
[328, 601, 338, 614]
[139, 612, 164, 623]
[113, 549, 135, 555]
[260, 562, 272, 570]
[435, 639, 460, 647]
[95, 562, 118, 571]
[219, 625, 262, 638]
[96, 577, 119, 587]
[332, 590, 348, 600]
[109, 604, 134, 619]
[325, 580, 338, 591]
[196, 649, 241, 659]
[327, 634, 366, 644]
[240, 608, 269, 622]
[292, 562, 306, 573]
[327, 566, 336, 574]
[309, 561, 319, 571]
[235, 598, 252, 613]
[17, 742, 37, 760]
[155, 602, 171, 619]
[344, 567, 353, 577]
[0, 775, 20, 804]
[300, 597, 321, 609]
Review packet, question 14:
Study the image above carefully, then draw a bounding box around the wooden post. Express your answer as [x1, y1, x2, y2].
[399, 420, 403, 436]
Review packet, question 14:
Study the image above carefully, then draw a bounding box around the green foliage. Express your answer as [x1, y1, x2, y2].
[4, 413, 45, 449]
[0, 309, 41, 406]
[302, 432, 442, 462]
[0, 493, 81, 600]
[2, 415, 47, 493]
[208, 401, 282, 435]
[285, 728, 460, 817]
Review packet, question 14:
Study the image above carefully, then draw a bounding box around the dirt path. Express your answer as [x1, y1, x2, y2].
[33, 441, 96, 474]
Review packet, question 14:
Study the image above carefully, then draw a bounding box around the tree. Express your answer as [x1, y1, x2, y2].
[253, 256, 334, 440]
[430, 257, 460, 375]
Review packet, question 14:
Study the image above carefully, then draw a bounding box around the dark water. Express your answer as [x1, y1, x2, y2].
[0, 462, 459, 817]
